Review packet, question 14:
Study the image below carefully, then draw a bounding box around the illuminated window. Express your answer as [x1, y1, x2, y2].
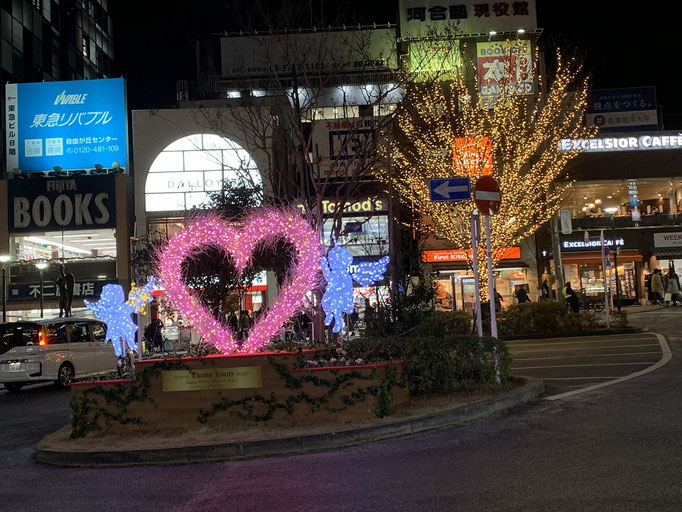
[145, 134, 262, 213]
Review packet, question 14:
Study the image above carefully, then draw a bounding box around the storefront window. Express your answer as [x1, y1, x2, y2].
[562, 263, 636, 300]
[10, 228, 117, 260]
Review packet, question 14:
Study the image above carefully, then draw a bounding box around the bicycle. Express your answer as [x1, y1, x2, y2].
[583, 297, 605, 313]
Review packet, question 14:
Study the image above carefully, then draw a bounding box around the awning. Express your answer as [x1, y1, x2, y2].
[561, 250, 643, 265]
[651, 247, 682, 259]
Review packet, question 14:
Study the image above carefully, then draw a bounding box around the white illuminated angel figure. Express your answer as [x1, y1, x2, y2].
[84, 278, 157, 357]
[321, 245, 389, 333]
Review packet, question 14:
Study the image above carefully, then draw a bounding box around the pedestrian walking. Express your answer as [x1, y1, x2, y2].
[666, 269, 681, 306]
[651, 269, 664, 305]
[515, 286, 531, 304]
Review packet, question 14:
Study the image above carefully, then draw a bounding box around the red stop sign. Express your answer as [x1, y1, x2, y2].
[474, 176, 501, 215]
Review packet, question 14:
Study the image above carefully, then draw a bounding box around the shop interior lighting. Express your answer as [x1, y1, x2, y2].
[604, 207, 618, 214]
[595, 199, 602, 204]
[588, 203, 595, 208]
[517, 29, 526, 34]
[0, 254, 10, 263]
[63, 233, 99, 238]
[35, 262, 48, 270]
[24, 236, 91, 255]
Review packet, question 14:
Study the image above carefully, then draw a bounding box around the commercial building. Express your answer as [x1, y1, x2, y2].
[1, 77, 129, 322]
[541, 128, 682, 305]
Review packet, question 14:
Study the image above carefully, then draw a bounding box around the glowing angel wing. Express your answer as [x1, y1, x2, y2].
[351, 256, 390, 286]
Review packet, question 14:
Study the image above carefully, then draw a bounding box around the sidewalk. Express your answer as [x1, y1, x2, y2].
[623, 304, 668, 314]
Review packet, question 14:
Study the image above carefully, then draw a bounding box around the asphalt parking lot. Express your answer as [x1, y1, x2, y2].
[508, 333, 665, 397]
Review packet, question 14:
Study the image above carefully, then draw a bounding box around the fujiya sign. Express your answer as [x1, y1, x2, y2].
[9, 175, 116, 233]
[654, 232, 682, 248]
[559, 134, 682, 153]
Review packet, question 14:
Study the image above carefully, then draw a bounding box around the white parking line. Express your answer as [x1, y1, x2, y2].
[542, 376, 621, 380]
[512, 362, 656, 370]
[507, 337, 656, 348]
[510, 343, 659, 354]
[544, 333, 672, 401]
[513, 351, 663, 362]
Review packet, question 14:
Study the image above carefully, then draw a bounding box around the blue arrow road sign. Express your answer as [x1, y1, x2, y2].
[429, 177, 471, 202]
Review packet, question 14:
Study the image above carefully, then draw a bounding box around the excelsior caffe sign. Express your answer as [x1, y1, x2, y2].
[559, 133, 682, 153]
[654, 232, 682, 248]
[8, 175, 116, 233]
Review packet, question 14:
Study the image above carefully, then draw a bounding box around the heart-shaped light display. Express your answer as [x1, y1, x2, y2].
[158, 209, 321, 353]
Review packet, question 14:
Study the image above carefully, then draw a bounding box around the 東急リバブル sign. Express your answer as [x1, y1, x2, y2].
[5, 78, 128, 173]
[161, 367, 263, 392]
[8, 175, 116, 233]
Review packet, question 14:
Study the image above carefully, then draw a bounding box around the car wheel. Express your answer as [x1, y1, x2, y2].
[3, 382, 24, 394]
[55, 363, 75, 388]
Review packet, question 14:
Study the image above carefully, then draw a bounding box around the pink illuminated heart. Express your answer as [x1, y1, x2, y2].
[157, 209, 321, 353]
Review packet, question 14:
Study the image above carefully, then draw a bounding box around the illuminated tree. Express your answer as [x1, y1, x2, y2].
[384, 48, 596, 296]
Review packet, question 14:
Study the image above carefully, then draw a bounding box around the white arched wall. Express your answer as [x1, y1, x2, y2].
[132, 107, 270, 236]
[144, 133, 262, 213]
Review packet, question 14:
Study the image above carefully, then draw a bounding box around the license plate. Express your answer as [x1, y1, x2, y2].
[8, 362, 21, 371]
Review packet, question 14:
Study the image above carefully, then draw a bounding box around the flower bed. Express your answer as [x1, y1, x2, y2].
[69, 351, 408, 438]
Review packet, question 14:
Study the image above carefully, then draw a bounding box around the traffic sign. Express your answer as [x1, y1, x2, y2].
[429, 177, 471, 202]
[473, 176, 501, 215]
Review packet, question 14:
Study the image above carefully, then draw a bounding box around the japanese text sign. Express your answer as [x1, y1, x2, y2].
[476, 40, 534, 108]
[5, 78, 128, 173]
[586, 87, 658, 133]
[399, 0, 536, 39]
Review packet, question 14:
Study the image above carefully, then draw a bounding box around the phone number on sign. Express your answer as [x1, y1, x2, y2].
[66, 145, 120, 154]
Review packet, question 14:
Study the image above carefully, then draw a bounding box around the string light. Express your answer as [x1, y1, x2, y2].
[84, 278, 156, 357]
[157, 208, 322, 354]
[321, 245, 389, 333]
[381, 48, 596, 296]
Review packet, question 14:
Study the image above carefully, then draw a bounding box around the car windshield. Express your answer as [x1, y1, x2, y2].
[0, 323, 41, 355]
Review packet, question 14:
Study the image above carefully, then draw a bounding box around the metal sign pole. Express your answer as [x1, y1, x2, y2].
[601, 230, 610, 329]
[485, 214, 498, 339]
[484, 213, 500, 383]
[471, 211, 483, 337]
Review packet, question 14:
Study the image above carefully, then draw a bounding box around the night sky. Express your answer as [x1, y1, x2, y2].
[110, 1, 681, 128]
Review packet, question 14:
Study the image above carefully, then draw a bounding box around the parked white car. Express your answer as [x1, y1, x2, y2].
[0, 318, 119, 393]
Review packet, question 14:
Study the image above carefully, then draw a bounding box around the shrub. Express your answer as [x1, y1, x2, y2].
[497, 301, 605, 336]
[344, 335, 510, 395]
[418, 311, 472, 337]
[611, 310, 629, 328]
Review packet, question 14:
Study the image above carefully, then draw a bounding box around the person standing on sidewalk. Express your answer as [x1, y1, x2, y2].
[651, 268, 664, 305]
[666, 269, 681, 306]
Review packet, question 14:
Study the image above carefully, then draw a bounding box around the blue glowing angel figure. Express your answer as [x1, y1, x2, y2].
[321, 245, 389, 333]
[84, 278, 156, 357]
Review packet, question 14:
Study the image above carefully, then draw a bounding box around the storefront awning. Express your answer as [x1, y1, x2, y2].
[561, 250, 643, 265]
[651, 247, 682, 259]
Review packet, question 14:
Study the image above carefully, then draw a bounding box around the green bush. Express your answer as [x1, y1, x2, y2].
[344, 335, 510, 395]
[497, 301, 605, 336]
[611, 310, 629, 328]
[418, 311, 472, 337]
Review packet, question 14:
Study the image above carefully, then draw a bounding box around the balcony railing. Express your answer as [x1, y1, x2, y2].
[571, 214, 682, 231]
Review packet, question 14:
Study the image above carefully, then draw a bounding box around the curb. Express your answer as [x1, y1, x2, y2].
[34, 378, 544, 467]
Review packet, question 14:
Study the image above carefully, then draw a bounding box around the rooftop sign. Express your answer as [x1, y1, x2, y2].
[5, 78, 128, 173]
[559, 133, 682, 153]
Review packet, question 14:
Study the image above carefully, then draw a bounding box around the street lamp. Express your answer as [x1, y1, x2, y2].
[0, 255, 10, 323]
[35, 262, 48, 319]
[604, 207, 621, 312]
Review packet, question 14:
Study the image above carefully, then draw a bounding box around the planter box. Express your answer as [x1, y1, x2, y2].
[70, 351, 408, 436]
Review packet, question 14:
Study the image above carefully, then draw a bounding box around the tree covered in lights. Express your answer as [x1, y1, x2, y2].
[383, 47, 596, 297]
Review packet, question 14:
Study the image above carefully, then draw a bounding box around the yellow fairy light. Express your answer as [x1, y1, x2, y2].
[380, 49, 596, 297]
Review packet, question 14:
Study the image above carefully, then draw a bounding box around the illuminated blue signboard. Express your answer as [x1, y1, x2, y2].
[5, 78, 128, 173]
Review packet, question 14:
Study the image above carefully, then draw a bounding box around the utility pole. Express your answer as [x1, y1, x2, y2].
[551, 213, 566, 305]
